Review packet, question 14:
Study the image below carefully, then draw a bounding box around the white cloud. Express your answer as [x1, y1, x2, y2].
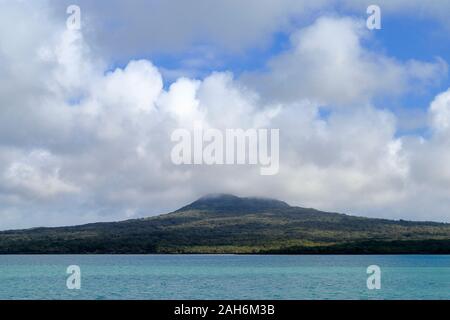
[430, 89, 450, 133]
[3, 150, 79, 199]
[243, 16, 447, 106]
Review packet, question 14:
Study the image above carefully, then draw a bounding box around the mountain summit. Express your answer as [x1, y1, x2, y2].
[177, 194, 290, 213]
[0, 194, 449, 254]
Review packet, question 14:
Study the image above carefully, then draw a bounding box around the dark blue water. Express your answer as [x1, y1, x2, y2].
[0, 255, 448, 299]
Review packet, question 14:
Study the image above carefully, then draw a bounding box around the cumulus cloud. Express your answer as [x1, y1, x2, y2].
[1, 1, 450, 230]
[243, 16, 447, 106]
[3, 150, 79, 199]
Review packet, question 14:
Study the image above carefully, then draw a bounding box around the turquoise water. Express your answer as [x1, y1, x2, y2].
[0, 255, 448, 300]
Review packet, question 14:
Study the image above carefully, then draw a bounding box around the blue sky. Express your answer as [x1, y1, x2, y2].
[2, 1, 450, 229]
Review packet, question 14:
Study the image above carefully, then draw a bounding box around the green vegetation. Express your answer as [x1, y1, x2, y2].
[0, 194, 449, 254]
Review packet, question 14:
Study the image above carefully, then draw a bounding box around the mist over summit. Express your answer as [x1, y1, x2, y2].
[177, 194, 291, 213]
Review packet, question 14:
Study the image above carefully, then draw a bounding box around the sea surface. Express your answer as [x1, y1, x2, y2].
[0, 255, 448, 300]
